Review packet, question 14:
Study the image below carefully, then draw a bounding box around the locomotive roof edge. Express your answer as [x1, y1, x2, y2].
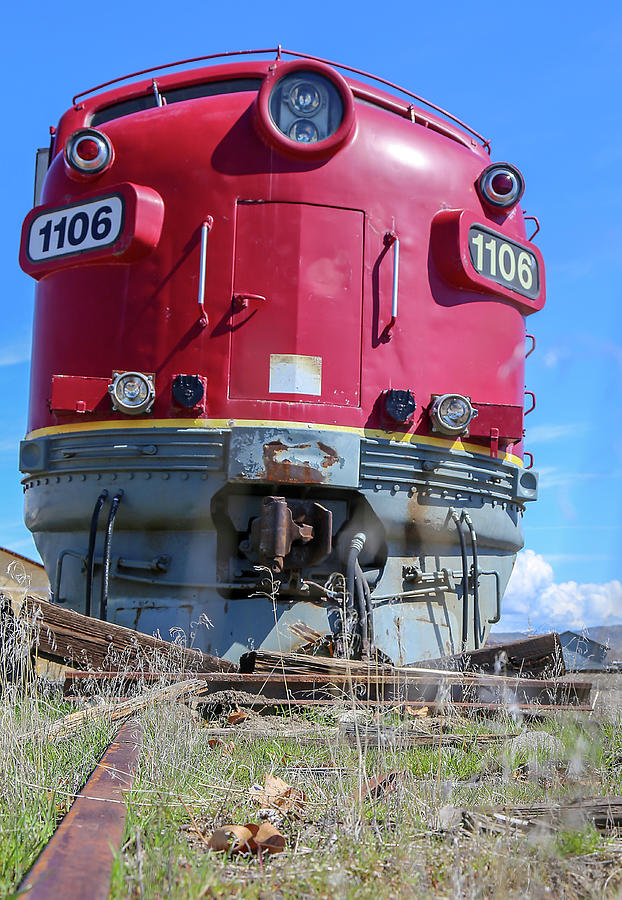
[64, 49, 489, 156]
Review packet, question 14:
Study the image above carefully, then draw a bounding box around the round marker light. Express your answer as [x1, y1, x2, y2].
[65, 128, 112, 175]
[478, 163, 524, 209]
[108, 372, 155, 415]
[75, 138, 100, 161]
[430, 394, 478, 436]
[491, 172, 514, 196]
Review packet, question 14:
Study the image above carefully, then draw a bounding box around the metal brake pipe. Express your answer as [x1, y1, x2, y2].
[450, 509, 470, 651]
[85, 490, 108, 616]
[345, 532, 367, 656]
[99, 491, 124, 622]
[479, 569, 502, 625]
[463, 514, 484, 649]
[54, 550, 85, 604]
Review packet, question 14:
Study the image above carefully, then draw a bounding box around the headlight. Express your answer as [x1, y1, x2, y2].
[288, 81, 322, 115]
[477, 163, 524, 209]
[65, 129, 113, 175]
[109, 371, 155, 415]
[430, 394, 478, 436]
[288, 119, 320, 143]
[269, 71, 343, 143]
[255, 61, 355, 158]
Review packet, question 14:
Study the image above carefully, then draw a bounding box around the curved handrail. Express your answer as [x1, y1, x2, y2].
[72, 47, 489, 148]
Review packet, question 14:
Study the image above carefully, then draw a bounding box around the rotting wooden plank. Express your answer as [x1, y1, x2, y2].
[48, 678, 210, 739]
[412, 633, 565, 677]
[21, 595, 234, 672]
[18, 720, 142, 900]
[444, 796, 622, 834]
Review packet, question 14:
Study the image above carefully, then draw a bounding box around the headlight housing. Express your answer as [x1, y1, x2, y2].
[477, 163, 524, 209]
[256, 61, 355, 158]
[429, 394, 478, 436]
[109, 371, 155, 415]
[65, 129, 113, 176]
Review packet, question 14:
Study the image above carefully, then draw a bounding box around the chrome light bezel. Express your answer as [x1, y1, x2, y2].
[108, 371, 155, 415]
[255, 60, 356, 159]
[65, 128, 113, 175]
[477, 163, 524, 209]
[429, 393, 478, 436]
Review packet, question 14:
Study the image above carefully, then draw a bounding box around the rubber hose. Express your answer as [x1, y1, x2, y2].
[356, 559, 374, 651]
[464, 515, 483, 649]
[99, 490, 124, 622]
[451, 510, 470, 651]
[344, 532, 367, 656]
[85, 490, 108, 617]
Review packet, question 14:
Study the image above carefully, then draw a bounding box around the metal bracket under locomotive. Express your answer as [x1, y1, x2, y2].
[18, 48, 545, 664]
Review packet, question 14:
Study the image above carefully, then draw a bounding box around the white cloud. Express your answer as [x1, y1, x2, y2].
[504, 550, 553, 614]
[501, 549, 622, 631]
[536, 467, 620, 490]
[525, 423, 585, 444]
[540, 580, 622, 630]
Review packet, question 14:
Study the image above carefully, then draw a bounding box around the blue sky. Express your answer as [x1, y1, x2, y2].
[2, 1, 621, 632]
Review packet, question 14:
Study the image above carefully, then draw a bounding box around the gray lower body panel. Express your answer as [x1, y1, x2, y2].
[20, 425, 536, 664]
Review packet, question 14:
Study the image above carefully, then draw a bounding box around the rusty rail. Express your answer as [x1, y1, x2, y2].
[18, 720, 142, 899]
[63, 670, 593, 708]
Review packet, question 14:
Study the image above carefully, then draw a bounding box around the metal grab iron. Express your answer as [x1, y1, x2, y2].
[197, 216, 214, 327]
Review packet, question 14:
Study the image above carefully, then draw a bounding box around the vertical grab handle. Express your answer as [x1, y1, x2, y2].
[198, 216, 214, 327]
[525, 334, 536, 358]
[384, 231, 399, 338]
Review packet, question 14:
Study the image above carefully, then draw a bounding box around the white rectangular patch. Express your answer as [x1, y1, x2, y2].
[269, 354, 322, 396]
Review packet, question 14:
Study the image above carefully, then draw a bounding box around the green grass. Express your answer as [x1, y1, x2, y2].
[104, 702, 622, 899]
[3, 666, 622, 899]
[0, 678, 116, 894]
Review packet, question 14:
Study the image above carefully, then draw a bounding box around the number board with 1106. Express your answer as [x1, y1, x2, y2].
[468, 225, 539, 300]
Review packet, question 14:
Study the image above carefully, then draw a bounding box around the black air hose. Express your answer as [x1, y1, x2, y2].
[99, 490, 124, 622]
[354, 571, 368, 656]
[450, 509, 470, 651]
[356, 559, 374, 654]
[85, 490, 108, 617]
[342, 532, 366, 657]
[464, 515, 485, 649]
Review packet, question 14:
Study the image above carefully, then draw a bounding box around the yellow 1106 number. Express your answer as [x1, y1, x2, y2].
[470, 231, 534, 292]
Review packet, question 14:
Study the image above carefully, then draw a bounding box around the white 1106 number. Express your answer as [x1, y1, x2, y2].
[28, 195, 124, 262]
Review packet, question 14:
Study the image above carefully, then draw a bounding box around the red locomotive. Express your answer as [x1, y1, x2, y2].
[18, 48, 544, 663]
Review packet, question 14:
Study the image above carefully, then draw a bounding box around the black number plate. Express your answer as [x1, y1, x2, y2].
[468, 225, 540, 300]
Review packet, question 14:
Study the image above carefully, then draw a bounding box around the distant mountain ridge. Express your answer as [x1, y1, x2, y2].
[488, 626, 622, 657]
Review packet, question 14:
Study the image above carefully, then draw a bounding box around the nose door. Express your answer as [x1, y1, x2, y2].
[229, 201, 363, 408]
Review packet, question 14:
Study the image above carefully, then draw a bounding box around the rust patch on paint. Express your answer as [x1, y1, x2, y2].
[316, 441, 340, 469]
[262, 441, 325, 484]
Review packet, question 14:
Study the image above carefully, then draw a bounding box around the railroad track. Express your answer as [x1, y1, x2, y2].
[18, 720, 142, 900]
[16, 663, 593, 898]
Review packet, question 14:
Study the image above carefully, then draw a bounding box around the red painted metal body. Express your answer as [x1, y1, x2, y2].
[21, 55, 544, 455]
[17, 50, 546, 663]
